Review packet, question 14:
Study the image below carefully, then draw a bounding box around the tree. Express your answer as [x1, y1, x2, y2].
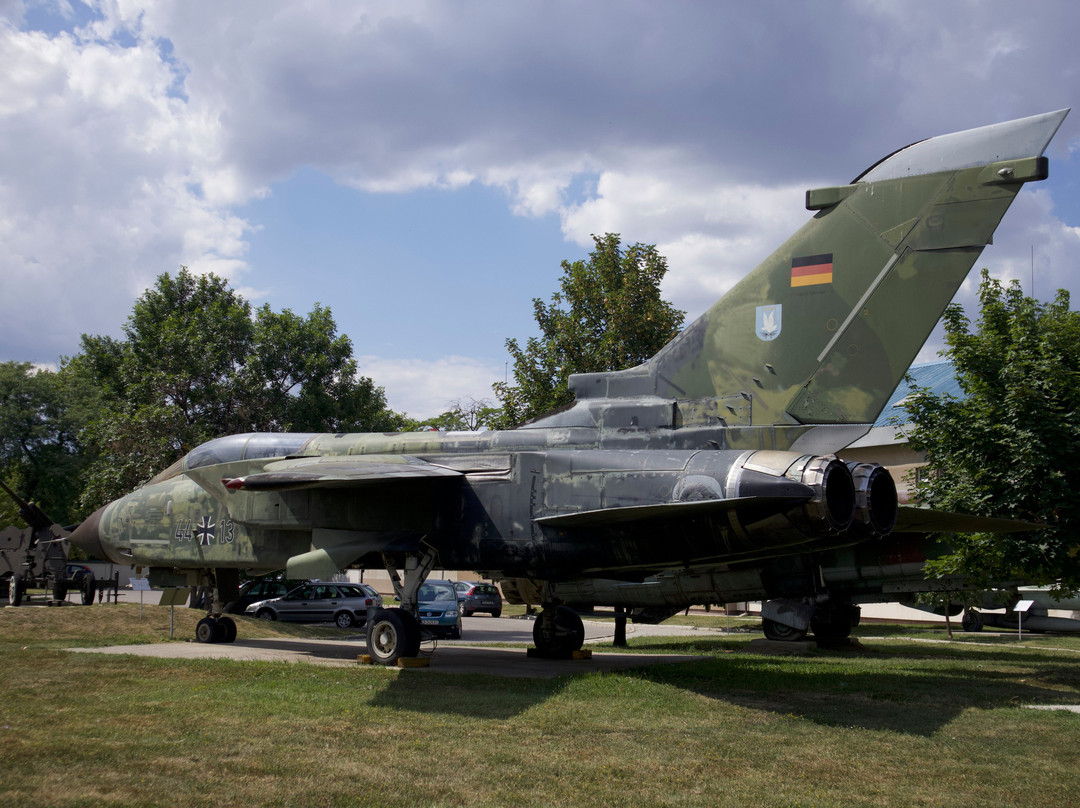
[76, 268, 405, 509]
[492, 234, 685, 427]
[904, 269, 1080, 593]
[0, 362, 89, 525]
[408, 397, 502, 432]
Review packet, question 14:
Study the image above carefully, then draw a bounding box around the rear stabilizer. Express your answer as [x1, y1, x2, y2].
[567, 110, 1068, 433]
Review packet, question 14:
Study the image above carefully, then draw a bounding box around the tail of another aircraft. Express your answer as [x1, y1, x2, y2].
[563, 110, 1068, 443]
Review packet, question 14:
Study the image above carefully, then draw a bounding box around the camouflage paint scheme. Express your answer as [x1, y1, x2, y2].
[68, 110, 1067, 655]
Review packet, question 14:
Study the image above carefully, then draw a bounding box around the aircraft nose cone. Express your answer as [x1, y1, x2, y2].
[68, 506, 107, 560]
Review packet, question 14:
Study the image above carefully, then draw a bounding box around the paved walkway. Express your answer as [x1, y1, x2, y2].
[65, 614, 728, 677]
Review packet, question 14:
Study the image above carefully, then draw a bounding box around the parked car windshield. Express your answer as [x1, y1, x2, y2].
[418, 583, 456, 602]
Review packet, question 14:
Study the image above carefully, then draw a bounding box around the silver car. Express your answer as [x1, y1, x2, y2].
[245, 581, 383, 628]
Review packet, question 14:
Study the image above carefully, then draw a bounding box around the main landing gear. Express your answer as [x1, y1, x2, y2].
[193, 569, 239, 644]
[761, 598, 860, 645]
[532, 603, 586, 657]
[196, 615, 237, 644]
[364, 546, 437, 665]
[366, 608, 422, 664]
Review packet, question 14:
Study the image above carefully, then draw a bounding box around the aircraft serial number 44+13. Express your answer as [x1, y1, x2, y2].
[62, 109, 1067, 663]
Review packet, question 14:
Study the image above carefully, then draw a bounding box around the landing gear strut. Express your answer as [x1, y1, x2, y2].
[364, 544, 437, 665]
[193, 569, 239, 644]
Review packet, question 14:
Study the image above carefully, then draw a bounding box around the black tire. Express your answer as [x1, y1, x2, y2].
[450, 616, 462, 640]
[256, 608, 277, 621]
[10, 574, 25, 607]
[218, 616, 237, 643]
[462, 608, 473, 618]
[195, 617, 220, 643]
[53, 580, 68, 601]
[762, 617, 808, 642]
[961, 610, 984, 632]
[492, 609, 502, 618]
[334, 611, 355, 629]
[533, 605, 585, 654]
[80, 571, 96, 606]
[366, 608, 421, 664]
[810, 604, 856, 643]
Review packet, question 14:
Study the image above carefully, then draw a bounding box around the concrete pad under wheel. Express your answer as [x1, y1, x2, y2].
[69, 638, 701, 679]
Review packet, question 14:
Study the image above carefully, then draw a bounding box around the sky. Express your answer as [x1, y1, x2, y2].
[3, 0, 1080, 418]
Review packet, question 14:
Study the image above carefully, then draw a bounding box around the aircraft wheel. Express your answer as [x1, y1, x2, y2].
[196, 617, 221, 643]
[366, 608, 421, 665]
[80, 571, 96, 606]
[53, 580, 68, 601]
[10, 574, 25, 607]
[218, 616, 237, 643]
[533, 605, 585, 654]
[256, 608, 277, 620]
[334, 611, 355, 629]
[762, 617, 807, 642]
[961, 610, 983, 632]
[810, 604, 856, 643]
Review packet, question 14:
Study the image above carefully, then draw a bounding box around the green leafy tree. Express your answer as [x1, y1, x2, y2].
[493, 234, 685, 427]
[408, 398, 502, 432]
[76, 268, 405, 509]
[0, 362, 89, 525]
[904, 269, 1080, 593]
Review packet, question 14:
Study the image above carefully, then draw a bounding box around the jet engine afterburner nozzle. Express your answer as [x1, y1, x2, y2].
[788, 455, 855, 536]
[845, 461, 898, 538]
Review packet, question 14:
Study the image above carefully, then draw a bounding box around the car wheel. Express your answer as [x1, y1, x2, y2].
[256, 608, 277, 621]
[961, 610, 983, 632]
[450, 616, 462, 640]
[334, 611, 355, 629]
[492, 609, 502, 618]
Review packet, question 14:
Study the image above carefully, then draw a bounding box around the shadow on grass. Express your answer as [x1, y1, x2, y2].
[370, 673, 566, 720]
[613, 639, 1080, 736]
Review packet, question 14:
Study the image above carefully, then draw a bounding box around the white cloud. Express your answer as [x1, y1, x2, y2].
[0, 15, 250, 358]
[356, 354, 504, 419]
[560, 167, 811, 321]
[4, 0, 1080, 387]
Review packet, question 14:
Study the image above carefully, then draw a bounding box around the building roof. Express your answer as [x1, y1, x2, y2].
[845, 360, 962, 450]
[873, 360, 963, 428]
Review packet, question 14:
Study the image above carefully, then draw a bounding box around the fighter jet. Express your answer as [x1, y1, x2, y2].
[67, 109, 1068, 662]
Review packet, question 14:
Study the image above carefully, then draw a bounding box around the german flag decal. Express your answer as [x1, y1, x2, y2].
[791, 253, 833, 287]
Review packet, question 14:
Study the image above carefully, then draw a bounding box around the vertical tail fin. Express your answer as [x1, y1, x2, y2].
[571, 109, 1068, 431]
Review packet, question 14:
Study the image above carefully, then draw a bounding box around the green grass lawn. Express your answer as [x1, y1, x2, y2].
[2, 603, 1079, 807]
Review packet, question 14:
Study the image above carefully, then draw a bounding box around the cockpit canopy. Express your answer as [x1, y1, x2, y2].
[147, 433, 319, 486]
